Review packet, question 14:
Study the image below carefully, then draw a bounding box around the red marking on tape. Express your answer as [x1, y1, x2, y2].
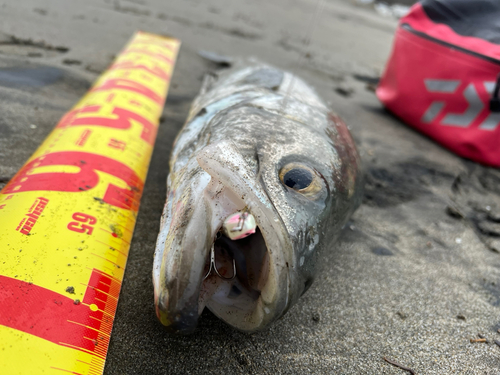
[0, 269, 120, 356]
[15, 197, 49, 235]
[133, 35, 175, 50]
[75, 129, 92, 147]
[50, 367, 84, 374]
[121, 48, 173, 64]
[108, 139, 126, 151]
[91, 78, 163, 105]
[90, 253, 120, 268]
[3, 152, 144, 211]
[76, 360, 91, 366]
[105, 93, 115, 103]
[129, 99, 142, 107]
[94, 240, 127, 257]
[58, 105, 157, 146]
[110, 60, 170, 81]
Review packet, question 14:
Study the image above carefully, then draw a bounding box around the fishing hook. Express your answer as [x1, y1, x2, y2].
[203, 243, 236, 281]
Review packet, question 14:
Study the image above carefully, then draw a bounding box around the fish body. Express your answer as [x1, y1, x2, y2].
[153, 61, 363, 334]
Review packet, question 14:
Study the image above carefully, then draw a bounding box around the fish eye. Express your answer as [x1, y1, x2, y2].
[279, 163, 322, 197]
[283, 168, 313, 190]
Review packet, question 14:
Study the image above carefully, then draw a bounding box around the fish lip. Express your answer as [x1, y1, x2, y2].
[153, 172, 212, 334]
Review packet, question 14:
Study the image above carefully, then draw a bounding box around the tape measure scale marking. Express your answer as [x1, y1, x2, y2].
[0, 31, 180, 374]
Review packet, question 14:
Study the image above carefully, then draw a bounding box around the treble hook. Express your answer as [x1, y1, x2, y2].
[203, 243, 236, 281]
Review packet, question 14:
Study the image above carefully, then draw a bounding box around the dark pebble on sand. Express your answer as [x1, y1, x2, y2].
[312, 312, 320, 322]
[446, 205, 464, 219]
[63, 59, 82, 65]
[335, 87, 354, 97]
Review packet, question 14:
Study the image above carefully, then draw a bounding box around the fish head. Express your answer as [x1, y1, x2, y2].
[153, 106, 362, 334]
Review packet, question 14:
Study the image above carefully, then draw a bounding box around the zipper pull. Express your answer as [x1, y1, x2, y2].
[490, 73, 500, 112]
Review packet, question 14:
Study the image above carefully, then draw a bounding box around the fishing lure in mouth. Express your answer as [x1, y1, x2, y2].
[203, 212, 256, 282]
[153, 60, 363, 334]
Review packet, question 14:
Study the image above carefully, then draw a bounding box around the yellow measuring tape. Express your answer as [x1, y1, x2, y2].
[0, 31, 179, 374]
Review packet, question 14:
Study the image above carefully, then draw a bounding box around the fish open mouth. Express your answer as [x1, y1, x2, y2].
[154, 141, 292, 333]
[194, 174, 280, 332]
[199, 220, 270, 319]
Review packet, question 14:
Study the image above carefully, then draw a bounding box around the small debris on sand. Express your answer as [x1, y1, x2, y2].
[366, 83, 377, 92]
[335, 86, 354, 97]
[312, 312, 320, 322]
[383, 357, 416, 374]
[477, 333, 489, 343]
[352, 74, 379, 85]
[396, 311, 408, 319]
[197, 50, 233, 67]
[446, 204, 464, 219]
[63, 59, 82, 65]
[470, 338, 487, 343]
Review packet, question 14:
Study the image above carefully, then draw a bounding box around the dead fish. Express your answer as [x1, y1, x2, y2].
[153, 61, 363, 334]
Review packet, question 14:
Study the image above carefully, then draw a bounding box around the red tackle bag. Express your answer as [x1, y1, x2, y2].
[377, 0, 500, 167]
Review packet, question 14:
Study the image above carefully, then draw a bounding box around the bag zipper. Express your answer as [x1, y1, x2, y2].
[401, 23, 500, 67]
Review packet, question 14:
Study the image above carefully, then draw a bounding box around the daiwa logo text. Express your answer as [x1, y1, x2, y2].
[421, 79, 499, 130]
[16, 197, 49, 235]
